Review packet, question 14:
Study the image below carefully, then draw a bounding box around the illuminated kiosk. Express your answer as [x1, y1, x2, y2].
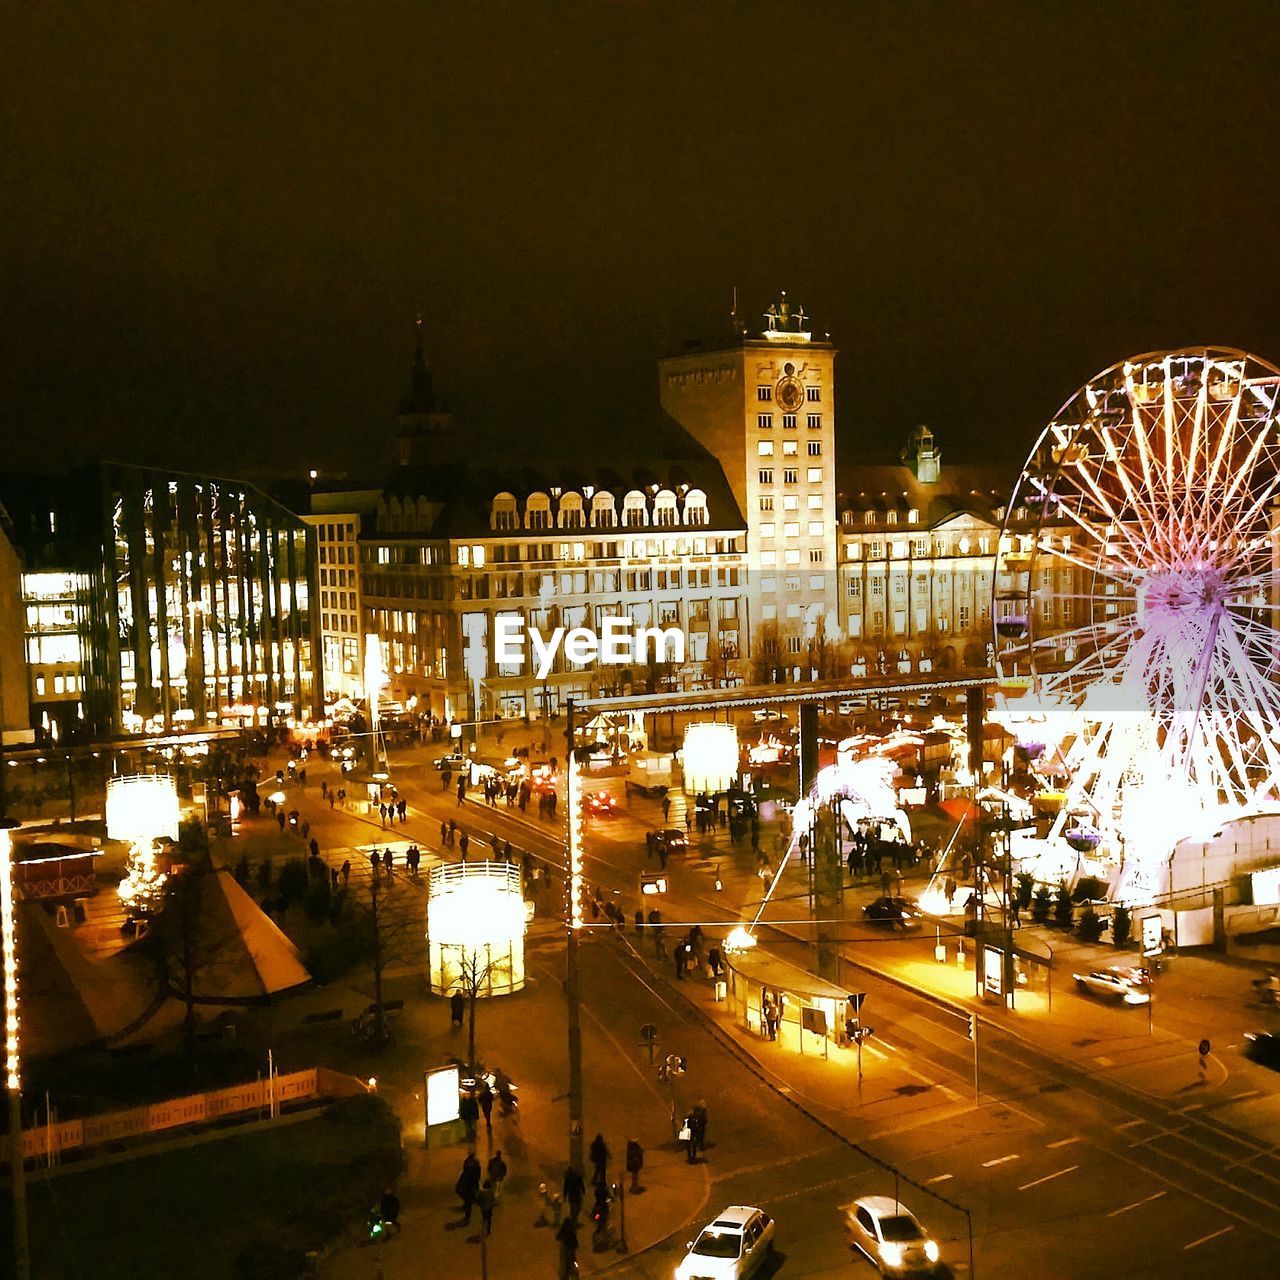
[426, 862, 526, 997]
[682, 722, 739, 795]
[106, 774, 180, 914]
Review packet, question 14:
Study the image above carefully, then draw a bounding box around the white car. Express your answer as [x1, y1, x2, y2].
[752, 708, 788, 723]
[1072, 968, 1151, 1005]
[674, 1205, 775, 1280]
[843, 1197, 940, 1276]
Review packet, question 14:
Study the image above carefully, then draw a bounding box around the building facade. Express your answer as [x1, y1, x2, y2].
[0, 464, 322, 739]
[660, 294, 839, 667]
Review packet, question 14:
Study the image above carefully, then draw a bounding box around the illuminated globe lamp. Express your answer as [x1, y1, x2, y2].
[681, 723, 739, 796]
[106, 775, 180, 914]
[426, 862, 527, 998]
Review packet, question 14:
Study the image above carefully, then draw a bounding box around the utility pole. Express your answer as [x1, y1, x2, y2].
[565, 698, 585, 1175]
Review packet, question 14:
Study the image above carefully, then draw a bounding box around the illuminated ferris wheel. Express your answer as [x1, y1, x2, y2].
[994, 348, 1280, 899]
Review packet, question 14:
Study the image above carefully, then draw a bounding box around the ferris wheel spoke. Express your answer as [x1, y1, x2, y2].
[1068, 435, 1162, 560]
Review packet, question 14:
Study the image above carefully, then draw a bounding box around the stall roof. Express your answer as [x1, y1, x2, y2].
[726, 945, 854, 1003]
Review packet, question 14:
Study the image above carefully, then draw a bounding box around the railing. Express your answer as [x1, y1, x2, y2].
[0, 1066, 367, 1163]
[427, 859, 522, 900]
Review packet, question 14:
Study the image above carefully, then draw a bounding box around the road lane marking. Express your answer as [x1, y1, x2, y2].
[926, 1173, 954, 1184]
[875, 1037, 900, 1053]
[1184, 1225, 1234, 1251]
[1180, 1102, 1207, 1112]
[981, 1154, 1020, 1168]
[1047, 1136, 1082, 1149]
[1093, 1056, 1114, 1066]
[1018, 1164, 1078, 1191]
[1230, 1089, 1261, 1102]
[1116, 1119, 1145, 1131]
[1108, 1191, 1166, 1217]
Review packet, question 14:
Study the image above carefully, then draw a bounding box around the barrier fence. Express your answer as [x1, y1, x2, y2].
[0, 1066, 368, 1164]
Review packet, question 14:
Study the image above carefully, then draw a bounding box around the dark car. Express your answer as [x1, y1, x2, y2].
[625, 778, 669, 800]
[658, 829, 689, 855]
[1244, 1031, 1280, 1070]
[863, 896, 922, 928]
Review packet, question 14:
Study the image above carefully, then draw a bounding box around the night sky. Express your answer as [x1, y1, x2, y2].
[5, 1, 1280, 481]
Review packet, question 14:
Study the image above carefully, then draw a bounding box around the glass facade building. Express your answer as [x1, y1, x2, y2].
[0, 464, 321, 739]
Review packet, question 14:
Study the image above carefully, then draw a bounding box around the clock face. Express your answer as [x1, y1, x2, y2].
[776, 377, 804, 413]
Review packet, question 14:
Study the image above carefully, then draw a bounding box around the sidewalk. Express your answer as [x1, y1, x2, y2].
[313, 935, 707, 1280]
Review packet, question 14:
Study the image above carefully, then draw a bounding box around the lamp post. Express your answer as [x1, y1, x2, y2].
[1, 816, 30, 1280]
[565, 698, 585, 1176]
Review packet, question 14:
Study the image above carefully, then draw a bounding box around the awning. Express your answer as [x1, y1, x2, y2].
[725, 947, 854, 1004]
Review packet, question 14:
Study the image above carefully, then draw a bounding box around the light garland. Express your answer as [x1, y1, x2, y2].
[1, 823, 21, 1091]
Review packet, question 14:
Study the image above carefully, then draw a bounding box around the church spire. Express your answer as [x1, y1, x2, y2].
[399, 308, 435, 416]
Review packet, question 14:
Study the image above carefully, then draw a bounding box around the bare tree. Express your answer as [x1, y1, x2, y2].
[453, 946, 502, 1068]
[361, 863, 424, 1044]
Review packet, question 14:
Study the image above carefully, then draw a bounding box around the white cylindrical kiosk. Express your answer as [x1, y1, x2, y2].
[426, 861, 527, 997]
[682, 722, 739, 795]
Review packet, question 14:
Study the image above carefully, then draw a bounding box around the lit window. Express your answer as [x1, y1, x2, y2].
[808, 495, 823, 509]
[806, 467, 822, 483]
[846, 543, 860, 561]
[886, 510, 898, 525]
[782, 495, 799, 510]
[762, 603, 777, 619]
[761, 550, 777, 566]
[457, 546, 470, 567]
[758, 440, 775, 457]
[759, 496, 774, 512]
[782, 440, 798, 456]
[472, 545, 485, 567]
[784, 549, 801, 565]
[760, 523, 776, 538]
[784, 522, 800, 537]
[809, 550, 823, 564]
[907, 508, 919, 524]
[759, 469, 774, 484]
[808, 521, 824, 536]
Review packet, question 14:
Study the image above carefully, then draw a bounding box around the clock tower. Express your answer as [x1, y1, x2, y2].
[659, 293, 838, 666]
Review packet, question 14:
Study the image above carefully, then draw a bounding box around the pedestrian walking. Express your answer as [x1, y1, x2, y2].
[301, 820, 310, 842]
[625, 1138, 644, 1192]
[456, 1152, 482, 1223]
[309, 837, 320, 859]
[457, 776, 466, 806]
[502, 838, 512, 861]
[680, 1113, 698, 1163]
[684, 808, 692, 832]
[448, 818, 458, 844]
[588, 1132, 610, 1188]
[384, 847, 394, 878]
[478, 1082, 494, 1131]
[328, 791, 335, 808]
[478, 1179, 496, 1235]
[487, 1150, 508, 1196]
[661, 795, 671, 820]
[450, 988, 465, 1028]
[460, 1091, 479, 1142]
[557, 1217, 579, 1280]
[330, 867, 339, 889]
[648, 909, 667, 957]
[276, 811, 285, 831]
[674, 942, 689, 980]
[397, 799, 407, 822]
[459, 832, 470, 861]
[341, 858, 351, 885]
[563, 1166, 586, 1222]
[691, 1099, 709, 1155]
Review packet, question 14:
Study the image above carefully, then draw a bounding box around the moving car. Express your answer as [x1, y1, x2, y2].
[1072, 967, 1151, 1005]
[674, 1205, 775, 1280]
[1243, 1030, 1280, 1070]
[582, 790, 618, 818]
[435, 753, 467, 772]
[656, 828, 689, 855]
[752, 708, 788, 723]
[863, 896, 922, 929]
[842, 1196, 940, 1276]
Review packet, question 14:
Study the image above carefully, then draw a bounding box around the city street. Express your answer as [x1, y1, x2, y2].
[268, 741, 1280, 1277]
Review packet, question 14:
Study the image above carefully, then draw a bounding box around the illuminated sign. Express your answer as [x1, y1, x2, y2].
[426, 1065, 460, 1126]
[1141, 913, 1163, 958]
[983, 946, 1004, 998]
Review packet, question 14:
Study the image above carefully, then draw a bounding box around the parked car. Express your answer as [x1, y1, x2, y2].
[1072, 967, 1151, 1005]
[674, 1205, 775, 1280]
[1243, 1030, 1280, 1070]
[658, 828, 689, 855]
[843, 1196, 940, 1276]
[435, 753, 467, 772]
[582, 790, 618, 818]
[625, 777, 669, 800]
[863, 896, 922, 929]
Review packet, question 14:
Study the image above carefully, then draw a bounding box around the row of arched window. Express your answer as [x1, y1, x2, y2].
[490, 487, 710, 531]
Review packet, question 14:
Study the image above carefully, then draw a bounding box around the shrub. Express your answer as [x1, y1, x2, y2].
[1078, 906, 1106, 943]
[1032, 884, 1052, 924]
[304, 874, 332, 923]
[1015, 872, 1035, 910]
[305, 915, 373, 984]
[1112, 903, 1132, 947]
[278, 857, 308, 906]
[1054, 882, 1074, 928]
[257, 858, 274, 892]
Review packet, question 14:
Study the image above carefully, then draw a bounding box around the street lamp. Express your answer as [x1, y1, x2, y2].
[1, 817, 30, 1280]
